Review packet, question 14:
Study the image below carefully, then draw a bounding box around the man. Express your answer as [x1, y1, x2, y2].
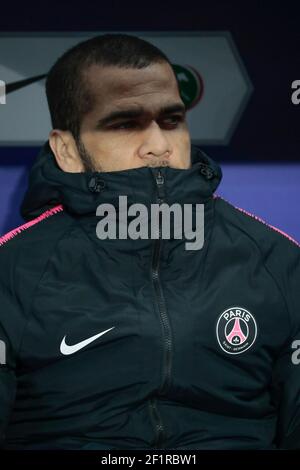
[0, 33, 299, 450]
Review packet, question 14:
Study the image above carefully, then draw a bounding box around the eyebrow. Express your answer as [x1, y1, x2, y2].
[95, 103, 186, 128]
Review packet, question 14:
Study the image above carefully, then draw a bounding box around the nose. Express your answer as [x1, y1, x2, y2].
[138, 121, 171, 163]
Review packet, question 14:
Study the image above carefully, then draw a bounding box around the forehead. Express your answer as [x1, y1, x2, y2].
[83, 62, 181, 115]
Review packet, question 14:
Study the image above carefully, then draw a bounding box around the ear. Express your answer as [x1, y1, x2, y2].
[49, 129, 85, 173]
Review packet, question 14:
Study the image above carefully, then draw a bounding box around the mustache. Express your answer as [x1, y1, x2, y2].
[146, 160, 170, 168]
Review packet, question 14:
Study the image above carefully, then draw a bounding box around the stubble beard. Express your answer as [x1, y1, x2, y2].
[76, 138, 100, 173]
[76, 139, 171, 173]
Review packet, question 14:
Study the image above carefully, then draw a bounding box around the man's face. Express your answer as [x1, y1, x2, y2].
[76, 62, 191, 172]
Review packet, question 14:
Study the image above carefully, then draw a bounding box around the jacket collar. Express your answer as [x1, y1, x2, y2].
[21, 140, 222, 221]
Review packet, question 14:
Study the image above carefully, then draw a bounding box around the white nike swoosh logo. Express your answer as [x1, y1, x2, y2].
[60, 327, 115, 355]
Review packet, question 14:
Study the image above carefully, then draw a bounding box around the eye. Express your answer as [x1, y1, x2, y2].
[110, 115, 185, 131]
[111, 121, 137, 130]
[161, 115, 185, 127]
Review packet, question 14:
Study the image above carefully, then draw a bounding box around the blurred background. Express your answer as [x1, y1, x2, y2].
[0, 0, 299, 240]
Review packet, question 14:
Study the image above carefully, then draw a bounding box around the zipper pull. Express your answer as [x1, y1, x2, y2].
[155, 170, 165, 203]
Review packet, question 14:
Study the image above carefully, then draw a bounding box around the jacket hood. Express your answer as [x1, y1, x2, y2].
[20, 140, 222, 221]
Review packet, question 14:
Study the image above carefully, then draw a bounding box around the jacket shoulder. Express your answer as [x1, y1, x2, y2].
[0, 205, 75, 278]
[0, 205, 73, 249]
[214, 195, 300, 253]
[0, 205, 75, 350]
[214, 195, 300, 331]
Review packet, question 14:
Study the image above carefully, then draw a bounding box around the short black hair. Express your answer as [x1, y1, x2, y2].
[45, 33, 179, 142]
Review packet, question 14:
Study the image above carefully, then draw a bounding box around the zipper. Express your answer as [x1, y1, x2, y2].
[148, 399, 165, 449]
[149, 168, 173, 448]
[152, 168, 173, 393]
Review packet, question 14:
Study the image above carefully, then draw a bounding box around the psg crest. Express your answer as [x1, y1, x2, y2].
[216, 307, 257, 355]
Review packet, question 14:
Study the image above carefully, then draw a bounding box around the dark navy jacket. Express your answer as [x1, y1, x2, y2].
[0, 142, 299, 450]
